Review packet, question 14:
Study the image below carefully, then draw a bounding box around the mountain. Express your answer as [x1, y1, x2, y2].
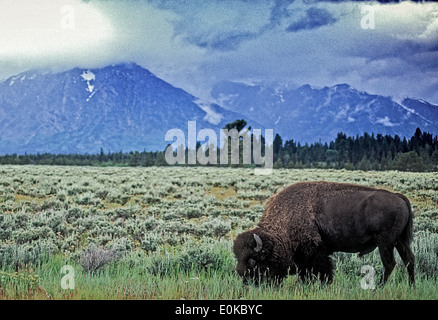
[212, 81, 438, 143]
[0, 63, 252, 155]
[1, 64, 437, 155]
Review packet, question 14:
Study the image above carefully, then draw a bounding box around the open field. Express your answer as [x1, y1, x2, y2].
[0, 165, 437, 299]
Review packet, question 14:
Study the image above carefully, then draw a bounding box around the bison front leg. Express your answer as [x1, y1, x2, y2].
[298, 253, 334, 284]
[312, 254, 334, 283]
[378, 246, 396, 285]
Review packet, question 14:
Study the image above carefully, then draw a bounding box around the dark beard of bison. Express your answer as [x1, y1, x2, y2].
[234, 228, 337, 285]
[233, 228, 297, 285]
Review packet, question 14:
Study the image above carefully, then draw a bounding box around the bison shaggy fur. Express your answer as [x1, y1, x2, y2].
[233, 181, 415, 285]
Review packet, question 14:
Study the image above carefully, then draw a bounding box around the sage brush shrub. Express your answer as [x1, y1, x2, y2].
[108, 237, 132, 255]
[79, 245, 120, 273]
[12, 226, 56, 244]
[413, 231, 438, 277]
[31, 210, 66, 234]
[147, 240, 234, 276]
[141, 195, 161, 205]
[141, 233, 162, 253]
[107, 191, 131, 205]
[202, 218, 231, 238]
[179, 246, 222, 272]
[184, 206, 203, 219]
[0, 240, 56, 270]
[178, 240, 234, 273]
[108, 207, 140, 220]
[148, 252, 180, 276]
[415, 215, 438, 233]
[65, 207, 85, 223]
[0, 215, 13, 240]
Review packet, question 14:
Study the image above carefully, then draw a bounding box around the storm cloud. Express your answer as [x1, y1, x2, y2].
[0, 0, 437, 104]
[286, 7, 338, 32]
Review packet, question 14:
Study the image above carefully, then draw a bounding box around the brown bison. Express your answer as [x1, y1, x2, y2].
[233, 181, 415, 285]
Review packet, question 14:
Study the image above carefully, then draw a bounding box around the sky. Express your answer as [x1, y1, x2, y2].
[0, 0, 438, 104]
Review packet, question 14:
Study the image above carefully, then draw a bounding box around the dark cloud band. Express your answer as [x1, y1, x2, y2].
[286, 7, 338, 32]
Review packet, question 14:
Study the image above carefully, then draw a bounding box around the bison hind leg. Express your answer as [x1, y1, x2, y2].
[396, 242, 415, 286]
[378, 245, 396, 285]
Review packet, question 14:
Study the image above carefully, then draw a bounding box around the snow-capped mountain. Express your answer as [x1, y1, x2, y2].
[211, 81, 438, 143]
[0, 63, 251, 154]
[1, 63, 437, 155]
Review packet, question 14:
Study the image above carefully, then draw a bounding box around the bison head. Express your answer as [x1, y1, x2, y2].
[233, 229, 280, 284]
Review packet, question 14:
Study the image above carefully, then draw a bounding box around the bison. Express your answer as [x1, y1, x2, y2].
[233, 181, 415, 286]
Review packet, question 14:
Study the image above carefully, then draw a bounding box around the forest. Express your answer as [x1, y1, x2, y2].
[1, 123, 437, 172]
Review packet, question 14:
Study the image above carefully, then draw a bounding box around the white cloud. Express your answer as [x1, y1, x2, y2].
[0, 0, 438, 105]
[0, 0, 114, 59]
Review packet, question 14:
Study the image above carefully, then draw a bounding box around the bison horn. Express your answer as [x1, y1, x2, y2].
[253, 234, 263, 252]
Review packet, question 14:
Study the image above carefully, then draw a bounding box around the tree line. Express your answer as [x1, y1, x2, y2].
[0, 123, 437, 172]
[0, 150, 168, 167]
[273, 127, 438, 171]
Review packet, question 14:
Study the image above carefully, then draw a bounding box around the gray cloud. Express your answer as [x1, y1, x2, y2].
[189, 31, 260, 51]
[1, 0, 438, 105]
[145, 0, 272, 51]
[268, 0, 296, 26]
[286, 7, 338, 32]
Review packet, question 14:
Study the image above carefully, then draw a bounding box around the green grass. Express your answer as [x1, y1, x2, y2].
[1, 248, 437, 300]
[1, 166, 438, 299]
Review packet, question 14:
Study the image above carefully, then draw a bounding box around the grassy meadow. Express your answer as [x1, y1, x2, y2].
[0, 165, 437, 300]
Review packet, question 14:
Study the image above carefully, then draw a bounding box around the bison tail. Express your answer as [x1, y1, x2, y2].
[398, 194, 414, 246]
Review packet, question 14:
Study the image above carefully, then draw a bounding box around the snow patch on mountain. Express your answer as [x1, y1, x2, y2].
[86, 90, 97, 102]
[81, 70, 95, 93]
[400, 100, 434, 125]
[81, 70, 95, 82]
[375, 116, 397, 127]
[215, 93, 239, 108]
[402, 105, 415, 114]
[275, 89, 285, 103]
[196, 100, 223, 125]
[335, 105, 350, 121]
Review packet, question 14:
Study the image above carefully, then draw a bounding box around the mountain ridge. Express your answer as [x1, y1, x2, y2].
[0, 63, 255, 155]
[211, 80, 438, 143]
[0, 64, 437, 155]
